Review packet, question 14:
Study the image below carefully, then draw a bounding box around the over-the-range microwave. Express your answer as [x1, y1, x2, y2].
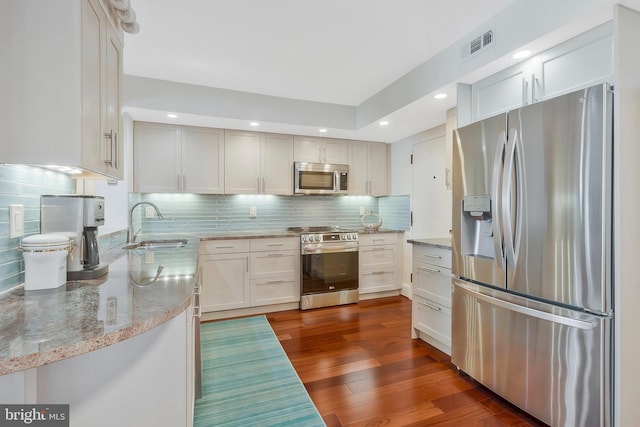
[294, 162, 349, 195]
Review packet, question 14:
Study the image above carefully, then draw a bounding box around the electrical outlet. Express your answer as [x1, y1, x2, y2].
[9, 204, 24, 238]
[249, 207, 257, 218]
[145, 206, 156, 218]
[359, 206, 365, 216]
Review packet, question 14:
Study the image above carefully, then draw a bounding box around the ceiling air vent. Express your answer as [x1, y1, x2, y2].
[461, 28, 495, 61]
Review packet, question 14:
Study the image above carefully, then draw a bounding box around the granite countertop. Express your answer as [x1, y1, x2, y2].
[407, 238, 452, 249]
[0, 237, 198, 376]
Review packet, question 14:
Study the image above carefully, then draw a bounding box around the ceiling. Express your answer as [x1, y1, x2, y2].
[121, 0, 563, 142]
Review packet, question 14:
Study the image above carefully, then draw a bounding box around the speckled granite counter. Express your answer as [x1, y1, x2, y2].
[0, 238, 198, 376]
[407, 238, 452, 250]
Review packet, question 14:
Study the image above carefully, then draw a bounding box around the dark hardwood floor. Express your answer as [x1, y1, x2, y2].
[267, 296, 547, 427]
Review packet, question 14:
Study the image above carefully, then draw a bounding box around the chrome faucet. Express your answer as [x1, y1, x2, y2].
[127, 202, 164, 244]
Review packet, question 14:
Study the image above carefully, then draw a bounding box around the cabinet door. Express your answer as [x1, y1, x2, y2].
[293, 135, 323, 162]
[225, 130, 261, 194]
[367, 142, 389, 196]
[200, 253, 250, 312]
[104, 24, 123, 179]
[360, 246, 396, 269]
[261, 133, 293, 195]
[538, 26, 612, 100]
[252, 277, 299, 306]
[323, 138, 349, 164]
[413, 264, 452, 307]
[133, 122, 181, 192]
[360, 269, 397, 294]
[348, 141, 368, 195]
[81, 0, 106, 174]
[471, 58, 537, 121]
[182, 127, 225, 194]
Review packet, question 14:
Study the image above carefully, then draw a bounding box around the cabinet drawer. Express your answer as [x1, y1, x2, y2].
[413, 295, 451, 347]
[414, 264, 452, 307]
[360, 268, 397, 294]
[413, 246, 451, 269]
[359, 233, 398, 246]
[252, 277, 299, 306]
[251, 237, 299, 252]
[360, 246, 396, 268]
[199, 239, 251, 255]
[251, 250, 298, 279]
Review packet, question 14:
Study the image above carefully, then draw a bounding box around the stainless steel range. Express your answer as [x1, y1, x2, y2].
[291, 227, 359, 310]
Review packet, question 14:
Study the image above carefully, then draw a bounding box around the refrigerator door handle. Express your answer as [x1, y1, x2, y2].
[502, 129, 518, 267]
[456, 282, 597, 330]
[492, 131, 507, 266]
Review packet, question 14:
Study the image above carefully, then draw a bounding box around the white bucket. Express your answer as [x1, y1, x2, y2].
[21, 234, 70, 291]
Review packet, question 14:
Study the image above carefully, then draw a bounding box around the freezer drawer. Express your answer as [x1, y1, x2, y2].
[451, 279, 611, 427]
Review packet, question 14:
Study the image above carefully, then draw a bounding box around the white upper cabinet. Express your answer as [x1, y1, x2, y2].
[469, 22, 612, 123]
[0, 0, 123, 179]
[349, 141, 389, 196]
[293, 136, 349, 164]
[134, 122, 225, 193]
[225, 131, 293, 195]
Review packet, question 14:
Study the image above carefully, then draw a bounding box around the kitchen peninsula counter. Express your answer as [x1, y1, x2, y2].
[0, 238, 198, 376]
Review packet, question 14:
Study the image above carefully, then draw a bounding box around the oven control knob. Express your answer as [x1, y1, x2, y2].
[351, 233, 358, 240]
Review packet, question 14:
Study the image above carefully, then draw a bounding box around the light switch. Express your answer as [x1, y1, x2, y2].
[249, 207, 257, 218]
[9, 204, 24, 238]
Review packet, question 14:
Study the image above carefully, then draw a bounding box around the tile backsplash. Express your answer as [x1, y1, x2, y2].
[0, 165, 75, 293]
[1, 162, 410, 293]
[136, 193, 410, 234]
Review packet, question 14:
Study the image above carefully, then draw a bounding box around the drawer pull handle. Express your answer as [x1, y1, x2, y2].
[422, 301, 442, 311]
[372, 271, 386, 275]
[372, 248, 386, 251]
[418, 266, 440, 273]
[267, 243, 284, 246]
[267, 254, 284, 257]
[423, 254, 442, 259]
[266, 280, 284, 284]
[215, 245, 235, 249]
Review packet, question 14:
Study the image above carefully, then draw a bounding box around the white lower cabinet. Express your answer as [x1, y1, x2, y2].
[250, 237, 300, 306]
[199, 237, 299, 315]
[411, 244, 452, 354]
[199, 239, 251, 312]
[359, 233, 401, 295]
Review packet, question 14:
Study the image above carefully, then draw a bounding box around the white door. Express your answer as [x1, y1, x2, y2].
[412, 136, 450, 238]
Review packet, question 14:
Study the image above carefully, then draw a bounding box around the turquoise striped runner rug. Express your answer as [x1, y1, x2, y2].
[194, 316, 326, 427]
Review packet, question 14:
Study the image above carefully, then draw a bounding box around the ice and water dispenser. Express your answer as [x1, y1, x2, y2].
[460, 194, 494, 259]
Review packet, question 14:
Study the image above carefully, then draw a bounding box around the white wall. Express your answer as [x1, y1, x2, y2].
[613, 5, 640, 426]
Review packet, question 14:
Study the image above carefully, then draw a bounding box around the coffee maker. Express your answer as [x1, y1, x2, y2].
[41, 195, 109, 280]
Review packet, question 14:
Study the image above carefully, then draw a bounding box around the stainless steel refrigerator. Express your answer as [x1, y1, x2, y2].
[451, 83, 613, 427]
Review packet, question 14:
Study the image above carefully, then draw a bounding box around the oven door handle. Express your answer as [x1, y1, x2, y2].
[302, 247, 359, 255]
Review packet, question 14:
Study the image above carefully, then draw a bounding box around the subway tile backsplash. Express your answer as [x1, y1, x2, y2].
[1, 163, 410, 293]
[0, 165, 75, 293]
[136, 194, 410, 234]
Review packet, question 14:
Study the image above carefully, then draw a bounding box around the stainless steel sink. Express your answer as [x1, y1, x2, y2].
[122, 239, 188, 250]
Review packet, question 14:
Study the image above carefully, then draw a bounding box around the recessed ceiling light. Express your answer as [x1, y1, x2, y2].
[434, 93, 447, 100]
[379, 121, 389, 126]
[512, 50, 532, 59]
[166, 113, 178, 119]
[250, 122, 260, 127]
[319, 128, 328, 133]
